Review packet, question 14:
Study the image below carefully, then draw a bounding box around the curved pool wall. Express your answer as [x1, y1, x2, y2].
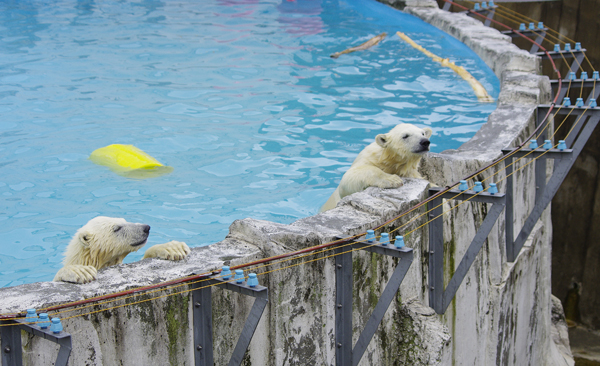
[0, 1, 565, 366]
[0, 0, 500, 287]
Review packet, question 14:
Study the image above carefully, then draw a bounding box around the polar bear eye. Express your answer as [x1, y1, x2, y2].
[113, 226, 122, 233]
[402, 134, 409, 139]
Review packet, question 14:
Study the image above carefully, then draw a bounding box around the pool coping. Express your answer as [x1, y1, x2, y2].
[0, 0, 550, 310]
[0, 1, 556, 365]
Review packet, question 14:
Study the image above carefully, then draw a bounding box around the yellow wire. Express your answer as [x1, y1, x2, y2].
[3, 4, 596, 327]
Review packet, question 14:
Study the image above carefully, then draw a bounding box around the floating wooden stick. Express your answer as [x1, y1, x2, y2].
[330, 32, 387, 58]
[396, 31, 494, 103]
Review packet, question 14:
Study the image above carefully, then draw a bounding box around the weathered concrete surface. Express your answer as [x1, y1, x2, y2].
[0, 1, 572, 365]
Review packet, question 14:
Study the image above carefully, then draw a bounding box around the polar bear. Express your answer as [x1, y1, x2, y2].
[54, 216, 190, 284]
[320, 123, 432, 212]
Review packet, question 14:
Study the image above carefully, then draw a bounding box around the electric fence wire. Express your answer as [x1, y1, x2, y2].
[1, 1, 594, 329]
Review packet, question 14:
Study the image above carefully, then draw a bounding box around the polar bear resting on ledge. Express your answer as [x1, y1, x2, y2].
[54, 216, 190, 284]
[320, 123, 432, 212]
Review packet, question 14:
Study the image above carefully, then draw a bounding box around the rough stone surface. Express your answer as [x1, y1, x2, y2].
[0, 2, 573, 366]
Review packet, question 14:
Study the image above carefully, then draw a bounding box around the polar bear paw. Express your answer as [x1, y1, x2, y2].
[376, 174, 404, 189]
[143, 241, 190, 261]
[54, 265, 98, 284]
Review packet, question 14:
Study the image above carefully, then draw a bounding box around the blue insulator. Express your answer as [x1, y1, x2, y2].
[25, 308, 38, 323]
[581, 71, 588, 80]
[380, 232, 389, 246]
[482, 2, 488, 8]
[473, 182, 483, 193]
[395, 236, 405, 249]
[459, 180, 468, 191]
[553, 44, 560, 52]
[221, 266, 232, 280]
[247, 273, 258, 287]
[529, 139, 538, 149]
[543, 140, 552, 149]
[590, 99, 597, 108]
[569, 72, 576, 80]
[489, 0, 495, 7]
[529, 22, 535, 30]
[564, 43, 571, 51]
[594, 71, 600, 80]
[557, 140, 567, 151]
[365, 229, 375, 243]
[538, 22, 544, 29]
[50, 318, 63, 334]
[576, 97, 584, 107]
[234, 269, 245, 284]
[488, 183, 498, 195]
[38, 313, 51, 329]
[563, 97, 571, 106]
[474, 3, 481, 10]
[519, 23, 526, 31]
[575, 42, 582, 51]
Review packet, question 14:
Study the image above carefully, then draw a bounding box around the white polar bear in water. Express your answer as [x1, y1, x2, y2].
[320, 123, 432, 212]
[54, 216, 190, 284]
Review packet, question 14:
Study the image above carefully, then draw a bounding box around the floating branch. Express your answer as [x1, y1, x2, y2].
[330, 32, 387, 58]
[396, 31, 494, 103]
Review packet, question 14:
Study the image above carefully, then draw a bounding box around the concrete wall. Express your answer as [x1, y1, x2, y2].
[0, 1, 573, 365]
[438, 0, 600, 332]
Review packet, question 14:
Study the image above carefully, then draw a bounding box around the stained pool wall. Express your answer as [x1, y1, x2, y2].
[0, 1, 573, 365]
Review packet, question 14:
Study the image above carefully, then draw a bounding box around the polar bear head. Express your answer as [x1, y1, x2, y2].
[375, 123, 432, 156]
[63, 216, 151, 269]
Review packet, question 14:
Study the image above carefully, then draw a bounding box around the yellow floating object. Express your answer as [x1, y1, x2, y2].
[90, 144, 173, 179]
[396, 31, 494, 103]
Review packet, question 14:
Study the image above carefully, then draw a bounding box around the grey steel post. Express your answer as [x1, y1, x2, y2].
[441, 201, 505, 313]
[428, 188, 506, 313]
[193, 283, 213, 366]
[2, 318, 73, 366]
[428, 193, 445, 313]
[191, 274, 268, 366]
[536, 110, 548, 207]
[1, 322, 23, 366]
[505, 155, 515, 262]
[511, 112, 599, 256]
[228, 295, 268, 366]
[565, 112, 600, 147]
[569, 53, 585, 74]
[529, 30, 546, 54]
[335, 246, 353, 366]
[54, 337, 72, 366]
[483, 9, 496, 27]
[352, 248, 413, 366]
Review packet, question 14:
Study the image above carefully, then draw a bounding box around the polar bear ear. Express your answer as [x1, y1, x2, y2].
[78, 231, 92, 247]
[375, 134, 389, 148]
[422, 127, 433, 138]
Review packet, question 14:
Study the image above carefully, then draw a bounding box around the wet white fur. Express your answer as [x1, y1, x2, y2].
[320, 123, 432, 212]
[54, 216, 190, 284]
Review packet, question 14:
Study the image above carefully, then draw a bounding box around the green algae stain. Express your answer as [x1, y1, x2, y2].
[164, 293, 190, 366]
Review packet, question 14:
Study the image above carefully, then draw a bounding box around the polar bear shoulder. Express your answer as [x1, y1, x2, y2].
[54, 216, 190, 284]
[320, 123, 432, 212]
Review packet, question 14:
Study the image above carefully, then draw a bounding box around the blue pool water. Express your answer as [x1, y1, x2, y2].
[0, 0, 499, 286]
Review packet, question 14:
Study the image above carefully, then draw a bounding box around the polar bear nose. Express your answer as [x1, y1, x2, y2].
[420, 139, 430, 148]
[143, 225, 151, 234]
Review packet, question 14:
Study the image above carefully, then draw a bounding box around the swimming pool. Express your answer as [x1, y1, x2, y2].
[0, 0, 499, 286]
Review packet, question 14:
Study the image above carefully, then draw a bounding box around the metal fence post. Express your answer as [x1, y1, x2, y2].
[335, 247, 353, 366]
[193, 283, 213, 366]
[428, 194, 445, 313]
[1, 321, 23, 366]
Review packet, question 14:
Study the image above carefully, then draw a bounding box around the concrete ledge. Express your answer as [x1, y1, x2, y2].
[0, 2, 569, 366]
